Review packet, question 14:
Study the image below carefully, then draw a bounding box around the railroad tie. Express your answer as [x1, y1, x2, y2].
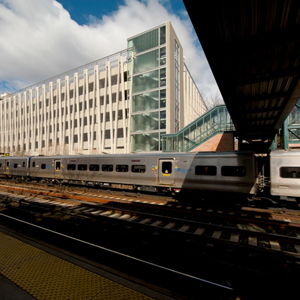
[128, 216, 139, 221]
[269, 240, 281, 251]
[294, 244, 300, 254]
[230, 233, 239, 243]
[140, 218, 152, 224]
[248, 236, 257, 247]
[99, 210, 113, 216]
[109, 213, 122, 218]
[151, 220, 163, 227]
[212, 230, 222, 239]
[164, 222, 176, 229]
[178, 225, 190, 232]
[194, 227, 205, 235]
[119, 214, 131, 220]
[90, 210, 104, 215]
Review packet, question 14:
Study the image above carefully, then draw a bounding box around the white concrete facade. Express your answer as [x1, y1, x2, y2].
[0, 22, 207, 156]
[183, 65, 207, 126]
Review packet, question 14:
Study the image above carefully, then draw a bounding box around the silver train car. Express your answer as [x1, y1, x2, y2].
[0, 150, 299, 199]
[0, 157, 29, 178]
[0, 152, 256, 194]
[270, 150, 300, 198]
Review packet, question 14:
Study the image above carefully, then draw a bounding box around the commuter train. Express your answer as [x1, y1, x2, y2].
[0, 150, 299, 201]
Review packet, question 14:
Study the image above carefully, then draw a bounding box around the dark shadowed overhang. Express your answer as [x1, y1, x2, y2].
[183, 0, 300, 144]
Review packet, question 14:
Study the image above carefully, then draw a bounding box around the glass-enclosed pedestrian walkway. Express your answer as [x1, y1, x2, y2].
[161, 105, 235, 152]
[287, 99, 300, 146]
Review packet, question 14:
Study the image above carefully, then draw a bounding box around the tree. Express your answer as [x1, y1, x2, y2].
[206, 91, 224, 109]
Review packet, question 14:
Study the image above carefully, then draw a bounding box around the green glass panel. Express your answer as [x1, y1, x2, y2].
[131, 132, 159, 151]
[134, 49, 159, 74]
[159, 132, 166, 151]
[160, 26, 166, 45]
[131, 111, 159, 132]
[160, 110, 166, 129]
[167, 137, 173, 151]
[160, 89, 166, 108]
[288, 101, 300, 125]
[132, 70, 159, 93]
[173, 137, 177, 152]
[160, 47, 166, 65]
[132, 91, 159, 112]
[128, 28, 158, 54]
[289, 128, 300, 140]
[160, 68, 166, 87]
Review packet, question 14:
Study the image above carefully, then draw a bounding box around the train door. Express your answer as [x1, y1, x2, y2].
[159, 159, 175, 185]
[4, 159, 10, 175]
[54, 160, 62, 177]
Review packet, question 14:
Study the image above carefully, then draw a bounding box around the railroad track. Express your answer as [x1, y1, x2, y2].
[0, 179, 171, 205]
[0, 183, 300, 299]
[93, 202, 300, 255]
[1, 184, 300, 256]
[0, 189, 238, 300]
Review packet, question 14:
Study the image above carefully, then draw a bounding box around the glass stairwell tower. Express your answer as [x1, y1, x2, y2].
[127, 21, 185, 152]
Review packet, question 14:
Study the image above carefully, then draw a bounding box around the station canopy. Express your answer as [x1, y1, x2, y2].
[183, 0, 300, 145]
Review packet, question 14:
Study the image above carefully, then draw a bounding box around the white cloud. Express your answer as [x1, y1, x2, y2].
[0, 0, 220, 103]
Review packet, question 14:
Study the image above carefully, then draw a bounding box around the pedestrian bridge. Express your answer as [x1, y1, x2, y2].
[162, 99, 300, 152]
[162, 105, 234, 152]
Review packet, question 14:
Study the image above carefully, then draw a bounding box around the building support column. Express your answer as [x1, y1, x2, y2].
[127, 52, 135, 152]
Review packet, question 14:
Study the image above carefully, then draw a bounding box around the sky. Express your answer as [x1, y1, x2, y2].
[0, 0, 221, 104]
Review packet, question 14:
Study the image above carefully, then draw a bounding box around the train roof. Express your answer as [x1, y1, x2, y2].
[1, 151, 254, 160]
[270, 149, 300, 158]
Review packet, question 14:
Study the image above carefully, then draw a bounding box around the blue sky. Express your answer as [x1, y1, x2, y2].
[0, 0, 220, 103]
[58, 0, 127, 24]
[57, 0, 188, 25]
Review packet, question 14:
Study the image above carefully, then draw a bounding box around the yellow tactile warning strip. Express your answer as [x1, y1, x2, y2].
[0, 232, 152, 300]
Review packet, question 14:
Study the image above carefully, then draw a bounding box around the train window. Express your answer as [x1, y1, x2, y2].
[55, 161, 61, 170]
[78, 164, 87, 171]
[280, 167, 300, 178]
[6, 162, 9, 167]
[116, 165, 128, 172]
[67, 164, 76, 170]
[32, 162, 35, 168]
[195, 166, 217, 176]
[41, 164, 46, 169]
[102, 164, 113, 172]
[0, 164, 1, 167]
[162, 162, 172, 174]
[14, 164, 18, 168]
[132, 165, 146, 173]
[23, 162, 25, 167]
[89, 164, 100, 171]
[221, 166, 246, 177]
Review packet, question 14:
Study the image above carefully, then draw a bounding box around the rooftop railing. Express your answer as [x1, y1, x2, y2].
[4, 48, 129, 98]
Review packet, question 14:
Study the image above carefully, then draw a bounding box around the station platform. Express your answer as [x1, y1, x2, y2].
[0, 230, 154, 300]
